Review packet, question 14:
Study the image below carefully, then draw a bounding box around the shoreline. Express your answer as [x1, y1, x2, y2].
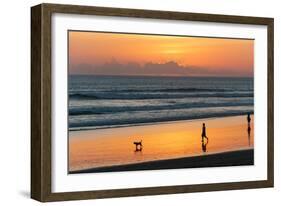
[69, 149, 254, 174]
[69, 112, 254, 132]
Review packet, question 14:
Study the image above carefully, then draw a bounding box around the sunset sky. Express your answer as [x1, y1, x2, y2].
[69, 31, 254, 77]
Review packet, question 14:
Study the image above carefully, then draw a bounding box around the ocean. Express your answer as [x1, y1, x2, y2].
[68, 75, 254, 131]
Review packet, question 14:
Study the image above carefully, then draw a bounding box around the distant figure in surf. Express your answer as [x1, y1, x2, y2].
[201, 123, 208, 141]
[247, 113, 251, 128]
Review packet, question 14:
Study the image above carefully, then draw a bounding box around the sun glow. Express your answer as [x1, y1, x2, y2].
[69, 31, 254, 77]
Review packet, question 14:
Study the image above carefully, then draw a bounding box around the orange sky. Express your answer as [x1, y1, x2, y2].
[69, 31, 254, 77]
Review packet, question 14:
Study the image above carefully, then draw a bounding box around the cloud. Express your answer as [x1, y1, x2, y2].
[69, 60, 253, 77]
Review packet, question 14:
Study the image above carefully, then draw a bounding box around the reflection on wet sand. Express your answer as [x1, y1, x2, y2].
[69, 115, 254, 172]
[202, 137, 209, 153]
[248, 124, 251, 147]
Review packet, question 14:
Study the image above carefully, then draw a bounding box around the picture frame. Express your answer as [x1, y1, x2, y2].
[31, 3, 274, 202]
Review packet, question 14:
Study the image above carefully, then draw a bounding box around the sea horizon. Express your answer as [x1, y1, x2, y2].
[69, 74, 254, 78]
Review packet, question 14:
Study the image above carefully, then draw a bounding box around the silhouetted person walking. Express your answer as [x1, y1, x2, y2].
[201, 123, 208, 141]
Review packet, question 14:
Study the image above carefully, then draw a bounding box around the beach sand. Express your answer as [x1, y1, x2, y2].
[70, 149, 253, 173]
[69, 115, 254, 173]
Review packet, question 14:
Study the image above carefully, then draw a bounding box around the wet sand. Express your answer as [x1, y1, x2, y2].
[70, 149, 253, 173]
[69, 115, 254, 173]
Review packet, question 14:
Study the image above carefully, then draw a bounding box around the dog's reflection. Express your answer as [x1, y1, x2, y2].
[133, 140, 143, 152]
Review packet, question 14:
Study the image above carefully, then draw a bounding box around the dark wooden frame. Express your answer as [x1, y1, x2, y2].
[31, 3, 274, 202]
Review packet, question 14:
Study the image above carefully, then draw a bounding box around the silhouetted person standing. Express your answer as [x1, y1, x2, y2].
[201, 123, 208, 141]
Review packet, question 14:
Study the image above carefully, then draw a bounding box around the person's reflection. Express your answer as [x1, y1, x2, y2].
[247, 113, 251, 128]
[247, 125, 251, 147]
[201, 123, 209, 153]
[201, 137, 209, 153]
[247, 113, 252, 147]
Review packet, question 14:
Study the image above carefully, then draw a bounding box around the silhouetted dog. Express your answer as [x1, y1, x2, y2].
[133, 140, 142, 149]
